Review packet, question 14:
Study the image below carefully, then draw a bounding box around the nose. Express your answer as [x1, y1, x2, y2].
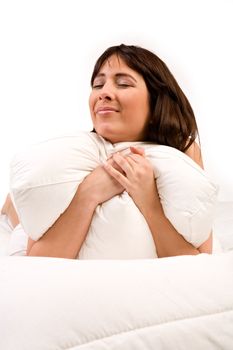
[99, 92, 112, 101]
[98, 82, 115, 101]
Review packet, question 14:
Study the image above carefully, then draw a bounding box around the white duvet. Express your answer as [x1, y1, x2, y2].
[0, 252, 233, 349]
[0, 201, 232, 349]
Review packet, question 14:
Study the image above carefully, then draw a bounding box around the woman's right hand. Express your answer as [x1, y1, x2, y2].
[76, 158, 125, 207]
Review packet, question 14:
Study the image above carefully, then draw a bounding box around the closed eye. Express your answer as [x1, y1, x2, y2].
[93, 83, 131, 89]
[118, 83, 132, 88]
[92, 84, 104, 89]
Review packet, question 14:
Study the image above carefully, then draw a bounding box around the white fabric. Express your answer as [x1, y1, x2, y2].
[9, 131, 218, 259]
[0, 252, 233, 349]
[0, 216, 27, 256]
[213, 201, 233, 251]
[0, 215, 12, 256]
[7, 224, 27, 256]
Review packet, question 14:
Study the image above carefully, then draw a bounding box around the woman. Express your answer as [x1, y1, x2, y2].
[1, 44, 212, 258]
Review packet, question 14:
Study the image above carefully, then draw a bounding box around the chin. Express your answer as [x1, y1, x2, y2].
[95, 127, 117, 143]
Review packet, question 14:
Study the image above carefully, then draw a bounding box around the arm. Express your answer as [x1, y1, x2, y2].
[2, 193, 96, 259]
[27, 163, 124, 259]
[184, 141, 212, 254]
[104, 144, 211, 258]
[27, 189, 96, 259]
[157, 141, 212, 254]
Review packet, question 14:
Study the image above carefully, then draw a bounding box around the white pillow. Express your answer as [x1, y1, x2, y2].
[10, 131, 218, 259]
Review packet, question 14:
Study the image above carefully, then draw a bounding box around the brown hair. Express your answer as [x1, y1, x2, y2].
[90, 44, 199, 152]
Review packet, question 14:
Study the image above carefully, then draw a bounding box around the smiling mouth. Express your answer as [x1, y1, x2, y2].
[95, 106, 119, 114]
[96, 109, 117, 115]
[96, 107, 118, 115]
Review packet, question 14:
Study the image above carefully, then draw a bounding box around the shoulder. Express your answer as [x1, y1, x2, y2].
[184, 141, 204, 169]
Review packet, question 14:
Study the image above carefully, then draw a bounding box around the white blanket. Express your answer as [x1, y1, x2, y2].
[0, 252, 233, 349]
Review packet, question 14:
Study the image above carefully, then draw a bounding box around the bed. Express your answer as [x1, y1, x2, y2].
[0, 200, 233, 349]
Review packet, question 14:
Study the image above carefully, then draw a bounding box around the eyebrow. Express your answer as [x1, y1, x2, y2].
[94, 73, 137, 83]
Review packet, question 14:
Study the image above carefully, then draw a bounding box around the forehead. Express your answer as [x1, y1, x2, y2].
[96, 55, 142, 80]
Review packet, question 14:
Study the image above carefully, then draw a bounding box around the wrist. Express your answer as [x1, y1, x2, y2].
[73, 184, 98, 211]
[141, 198, 164, 222]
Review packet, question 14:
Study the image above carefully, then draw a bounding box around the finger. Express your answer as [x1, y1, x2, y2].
[130, 146, 145, 157]
[106, 158, 123, 173]
[127, 153, 144, 164]
[125, 155, 138, 167]
[112, 153, 134, 176]
[103, 162, 131, 189]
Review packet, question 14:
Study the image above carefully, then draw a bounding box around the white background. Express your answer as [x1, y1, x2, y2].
[0, 0, 232, 205]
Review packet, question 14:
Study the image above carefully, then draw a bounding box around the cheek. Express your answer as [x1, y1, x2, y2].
[128, 93, 149, 121]
[88, 98, 95, 126]
[88, 94, 96, 120]
[88, 94, 94, 111]
[140, 92, 150, 121]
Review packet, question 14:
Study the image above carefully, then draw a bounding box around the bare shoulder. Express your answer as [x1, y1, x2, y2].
[185, 141, 204, 169]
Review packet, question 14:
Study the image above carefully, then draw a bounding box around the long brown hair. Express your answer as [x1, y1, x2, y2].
[90, 44, 199, 152]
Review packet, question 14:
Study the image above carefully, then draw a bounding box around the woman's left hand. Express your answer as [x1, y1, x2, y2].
[104, 146, 161, 215]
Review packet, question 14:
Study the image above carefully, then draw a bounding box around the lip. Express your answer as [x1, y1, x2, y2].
[95, 106, 119, 114]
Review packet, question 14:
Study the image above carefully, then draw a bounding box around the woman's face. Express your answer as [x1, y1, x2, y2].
[89, 55, 150, 143]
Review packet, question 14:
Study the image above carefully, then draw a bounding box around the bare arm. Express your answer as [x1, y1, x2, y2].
[26, 163, 124, 259]
[27, 190, 96, 258]
[141, 198, 200, 257]
[104, 144, 212, 258]
[3, 188, 95, 259]
[151, 142, 212, 256]
[184, 141, 212, 254]
[1, 187, 96, 259]
[1, 159, 124, 259]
